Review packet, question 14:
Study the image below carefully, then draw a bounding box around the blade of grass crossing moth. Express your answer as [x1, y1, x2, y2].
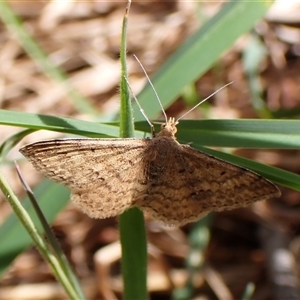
[118, 2, 148, 300]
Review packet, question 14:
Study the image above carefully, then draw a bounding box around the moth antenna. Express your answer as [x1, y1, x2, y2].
[123, 76, 155, 137]
[176, 81, 234, 122]
[133, 54, 168, 124]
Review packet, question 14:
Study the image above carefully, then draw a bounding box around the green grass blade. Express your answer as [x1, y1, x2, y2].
[0, 173, 79, 299]
[0, 109, 130, 138]
[136, 119, 300, 149]
[119, 1, 134, 138]
[0, 129, 36, 161]
[118, 2, 148, 299]
[133, 0, 274, 120]
[0, 180, 69, 277]
[119, 208, 148, 299]
[1, 110, 299, 149]
[17, 169, 85, 299]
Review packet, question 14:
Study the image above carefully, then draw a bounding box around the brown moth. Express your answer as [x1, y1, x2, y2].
[20, 116, 280, 226]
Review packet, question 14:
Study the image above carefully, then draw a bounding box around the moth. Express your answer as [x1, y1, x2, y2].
[20, 116, 280, 226]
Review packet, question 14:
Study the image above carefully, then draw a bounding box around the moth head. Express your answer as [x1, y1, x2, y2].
[158, 117, 178, 137]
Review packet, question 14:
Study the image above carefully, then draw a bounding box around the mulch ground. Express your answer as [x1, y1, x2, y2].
[1, 2, 300, 299]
